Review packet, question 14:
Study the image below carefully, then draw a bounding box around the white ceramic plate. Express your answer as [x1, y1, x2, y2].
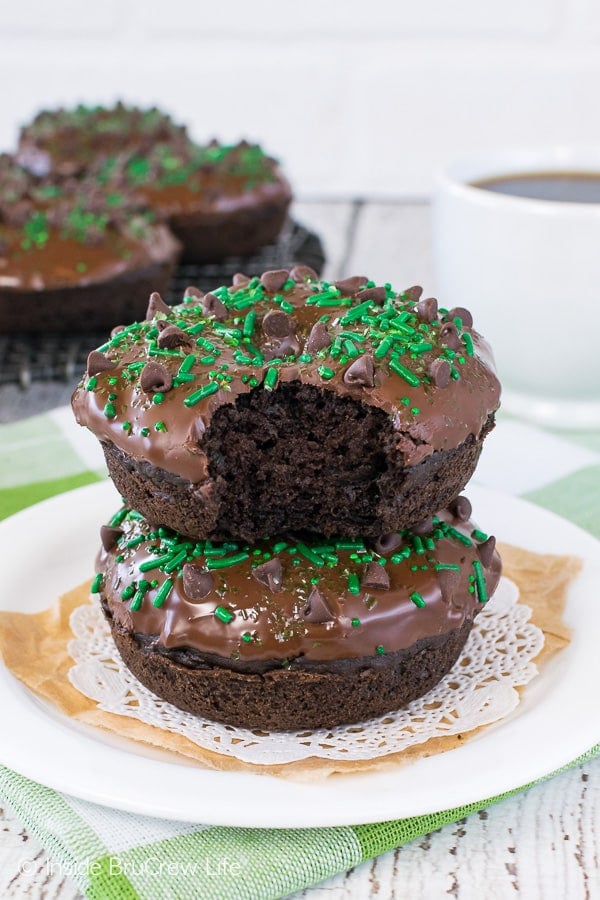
[0, 481, 598, 828]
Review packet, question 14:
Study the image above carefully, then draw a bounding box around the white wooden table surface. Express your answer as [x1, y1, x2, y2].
[1, 201, 599, 900]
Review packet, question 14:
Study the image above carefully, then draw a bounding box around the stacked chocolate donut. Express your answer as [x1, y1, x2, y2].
[72, 268, 502, 730]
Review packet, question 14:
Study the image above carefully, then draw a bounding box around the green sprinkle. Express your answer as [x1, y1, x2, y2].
[413, 536, 425, 555]
[138, 552, 174, 572]
[242, 632, 252, 643]
[335, 540, 366, 551]
[296, 542, 325, 567]
[163, 549, 188, 573]
[103, 402, 116, 419]
[140, 427, 150, 437]
[317, 365, 335, 380]
[214, 605, 235, 624]
[435, 563, 460, 571]
[86, 377, 97, 391]
[109, 508, 128, 527]
[298, 353, 312, 363]
[184, 382, 219, 406]
[263, 367, 278, 391]
[351, 617, 361, 627]
[472, 559, 488, 603]
[389, 359, 420, 387]
[199, 355, 216, 365]
[179, 353, 197, 375]
[376, 645, 385, 655]
[120, 585, 135, 601]
[153, 579, 174, 608]
[206, 552, 250, 570]
[152, 392, 164, 405]
[411, 407, 420, 415]
[280, 300, 294, 313]
[374, 336, 393, 359]
[273, 541, 288, 553]
[90, 573, 103, 594]
[443, 525, 473, 546]
[462, 332, 474, 356]
[340, 299, 375, 324]
[472, 529, 489, 542]
[410, 592, 426, 608]
[196, 337, 216, 351]
[154, 421, 167, 432]
[243, 311, 256, 336]
[347, 573, 361, 594]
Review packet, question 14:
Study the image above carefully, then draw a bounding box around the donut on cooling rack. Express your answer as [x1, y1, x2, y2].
[0, 155, 180, 333]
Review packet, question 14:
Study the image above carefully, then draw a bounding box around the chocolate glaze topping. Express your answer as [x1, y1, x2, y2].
[72, 272, 501, 481]
[95, 500, 502, 667]
[16, 103, 189, 178]
[0, 156, 180, 291]
[95, 139, 292, 221]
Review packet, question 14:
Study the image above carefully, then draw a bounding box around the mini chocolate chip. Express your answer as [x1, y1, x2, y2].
[429, 358, 451, 388]
[305, 321, 331, 354]
[182, 565, 213, 601]
[260, 269, 289, 292]
[202, 293, 227, 321]
[232, 272, 250, 286]
[413, 516, 434, 535]
[87, 350, 116, 377]
[185, 416, 207, 447]
[449, 495, 472, 522]
[184, 285, 204, 301]
[262, 309, 294, 338]
[343, 354, 375, 388]
[100, 524, 122, 552]
[477, 535, 497, 568]
[356, 286, 387, 305]
[437, 567, 460, 604]
[290, 264, 318, 283]
[146, 291, 171, 320]
[440, 321, 462, 351]
[264, 334, 301, 360]
[448, 306, 473, 328]
[417, 296, 438, 323]
[361, 561, 390, 591]
[404, 285, 423, 302]
[302, 587, 334, 624]
[252, 557, 283, 593]
[157, 325, 190, 350]
[374, 532, 403, 554]
[334, 275, 368, 295]
[140, 361, 173, 394]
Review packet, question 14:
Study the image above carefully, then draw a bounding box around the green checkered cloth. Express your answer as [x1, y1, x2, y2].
[1, 407, 599, 900]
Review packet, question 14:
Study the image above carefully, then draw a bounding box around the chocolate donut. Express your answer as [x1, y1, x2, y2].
[16, 102, 189, 179]
[93, 500, 502, 730]
[0, 155, 181, 333]
[72, 272, 501, 541]
[96, 139, 292, 262]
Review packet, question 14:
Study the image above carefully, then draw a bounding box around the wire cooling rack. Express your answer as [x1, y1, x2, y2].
[0, 220, 325, 388]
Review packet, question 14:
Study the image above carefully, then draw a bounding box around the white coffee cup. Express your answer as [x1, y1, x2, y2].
[432, 146, 600, 429]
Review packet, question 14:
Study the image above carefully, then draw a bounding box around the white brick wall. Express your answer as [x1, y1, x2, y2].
[0, 0, 598, 197]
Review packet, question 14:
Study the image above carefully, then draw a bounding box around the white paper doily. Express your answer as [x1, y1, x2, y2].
[67, 576, 543, 765]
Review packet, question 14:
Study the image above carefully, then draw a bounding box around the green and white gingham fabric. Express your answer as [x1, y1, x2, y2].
[1, 406, 600, 900]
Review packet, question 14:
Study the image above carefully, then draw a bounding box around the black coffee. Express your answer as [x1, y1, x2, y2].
[471, 172, 600, 203]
